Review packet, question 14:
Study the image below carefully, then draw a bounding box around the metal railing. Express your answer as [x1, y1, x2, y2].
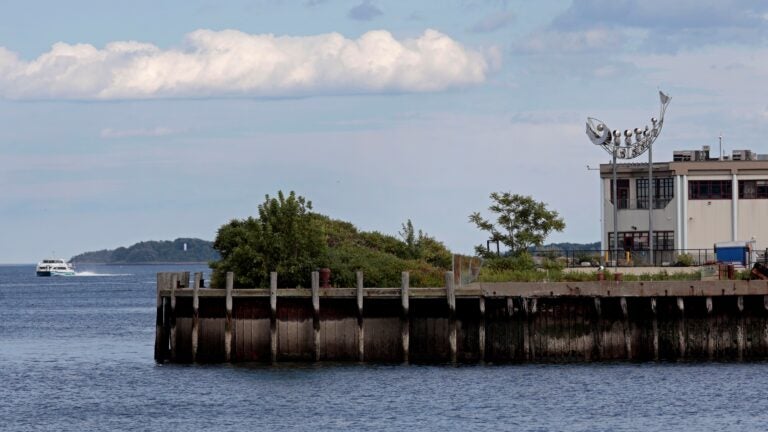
[531, 248, 717, 268]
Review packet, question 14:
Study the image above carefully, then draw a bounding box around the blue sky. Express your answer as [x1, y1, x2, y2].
[2, 0, 768, 263]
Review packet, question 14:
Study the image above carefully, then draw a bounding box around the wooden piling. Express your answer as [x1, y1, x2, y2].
[446, 271, 457, 364]
[401, 271, 410, 364]
[192, 272, 201, 362]
[154, 274, 165, 363]
[677, 297, 686, 360]
[357, 271, 364, 362]
[479, 295, 486, 363]
[592, 297, 602, 360]
[170, 274, 178, 361]
[650, 297, 659, 361]
[706, 296, 714, 360]
[224, 272, 233, 362]
[620, 297, 631, 359]
[737, 296, 745, 361]
[312, 271, 321, 362]
[270, 272, 278, 363]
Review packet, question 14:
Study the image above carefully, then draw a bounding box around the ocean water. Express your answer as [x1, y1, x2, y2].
[2, 263, 768, 431]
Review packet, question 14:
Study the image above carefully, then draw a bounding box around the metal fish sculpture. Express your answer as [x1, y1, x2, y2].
[586, 91, 671, 160]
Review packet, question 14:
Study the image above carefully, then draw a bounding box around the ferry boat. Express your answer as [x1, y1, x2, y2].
[36, 259, 76, 277]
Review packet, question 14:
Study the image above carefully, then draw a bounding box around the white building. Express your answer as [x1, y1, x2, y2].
[600, 146, 768, 264]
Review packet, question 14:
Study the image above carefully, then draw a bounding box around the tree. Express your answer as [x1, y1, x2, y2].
[210, 191, 327, 288]
[469, 192, 565, 257]
[398, 219, 452, 268]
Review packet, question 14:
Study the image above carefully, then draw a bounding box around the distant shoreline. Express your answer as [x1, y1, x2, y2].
[0, 262, 212, 266]
[72, 262, 212, 265]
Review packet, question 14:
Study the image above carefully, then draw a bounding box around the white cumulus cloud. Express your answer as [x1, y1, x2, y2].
[0, 29, 490, 100]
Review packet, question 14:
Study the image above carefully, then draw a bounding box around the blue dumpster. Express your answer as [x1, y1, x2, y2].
[714, 241, 750, 266]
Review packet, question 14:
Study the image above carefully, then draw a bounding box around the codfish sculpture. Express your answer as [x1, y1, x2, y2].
[586, 91, 671, 160]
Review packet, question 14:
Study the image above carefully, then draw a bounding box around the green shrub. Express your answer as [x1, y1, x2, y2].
[485, 252, 536, 272]
[674, 253, 694, 267]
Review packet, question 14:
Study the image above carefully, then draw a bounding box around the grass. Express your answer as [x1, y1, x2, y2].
[477, 267, 703, 283]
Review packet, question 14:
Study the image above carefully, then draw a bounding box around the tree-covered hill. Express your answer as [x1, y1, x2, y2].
[70, 238, 220, 263]
[209, 191, 453, 288]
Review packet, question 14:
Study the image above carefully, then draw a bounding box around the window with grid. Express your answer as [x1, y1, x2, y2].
[637, 177, 674, 208]
[689, 180, 732, 199]
[739, 180, 768, 199]
[609, 231, 674, 250]
[610, 179, 630, 209]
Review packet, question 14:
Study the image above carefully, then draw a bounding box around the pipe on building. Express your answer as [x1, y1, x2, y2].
[732, 173, 738, 241]
[682, 175, 688, 249]
[675, 175, 682, 250]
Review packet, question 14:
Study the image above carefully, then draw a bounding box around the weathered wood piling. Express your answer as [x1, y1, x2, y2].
[155, 271, 768, 364]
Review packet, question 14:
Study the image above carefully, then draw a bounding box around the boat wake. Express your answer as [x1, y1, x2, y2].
[74, 271, 132, 277]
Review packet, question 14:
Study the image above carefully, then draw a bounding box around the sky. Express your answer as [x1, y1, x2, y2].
[2, 0, 768, 263]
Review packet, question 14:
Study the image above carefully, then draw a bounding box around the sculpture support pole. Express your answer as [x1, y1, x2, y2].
[612, 148, 618, 269]
[649, 141, 654, 266]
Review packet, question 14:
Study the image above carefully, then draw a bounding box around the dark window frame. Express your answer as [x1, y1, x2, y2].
[689, 180, 732, 200]
[739, 180, 768, 199]
[637, 177, 674, 209]
[608, 231, 674, 251]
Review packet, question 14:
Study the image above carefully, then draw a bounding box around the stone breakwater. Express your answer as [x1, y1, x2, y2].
[155, 272, 768, 363]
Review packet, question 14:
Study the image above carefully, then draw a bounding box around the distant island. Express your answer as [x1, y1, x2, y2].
[536, 241, 601, 252]
[70, 238, 220, 264]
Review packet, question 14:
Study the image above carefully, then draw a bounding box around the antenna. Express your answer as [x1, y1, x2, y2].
[719, 133, 723, 161]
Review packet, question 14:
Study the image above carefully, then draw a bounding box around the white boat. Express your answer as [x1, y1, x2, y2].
[36, 259, 76, 277]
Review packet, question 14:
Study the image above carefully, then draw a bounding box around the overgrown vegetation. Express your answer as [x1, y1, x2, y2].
[477, 266, 703, 283]
[210, 191, 452, 288]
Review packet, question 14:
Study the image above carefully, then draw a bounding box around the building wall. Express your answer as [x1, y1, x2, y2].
[686, 200, 732, 249]
[602, 177, 677, 248]
[601, 159, 768, 254]
[738, 200, 768, 250]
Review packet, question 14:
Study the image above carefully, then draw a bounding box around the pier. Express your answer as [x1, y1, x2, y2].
[155, 271, 768, 363]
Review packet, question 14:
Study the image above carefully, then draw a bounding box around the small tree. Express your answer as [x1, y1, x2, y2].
[399, 219, 452, 268]
[469, 192, 565, 257]
[210, 191, 327, 288]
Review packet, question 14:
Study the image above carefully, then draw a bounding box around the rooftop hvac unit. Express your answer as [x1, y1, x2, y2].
[732, 150, 753, 161]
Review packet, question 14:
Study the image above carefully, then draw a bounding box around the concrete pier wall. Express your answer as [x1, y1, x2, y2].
[155, 271, 768, 363]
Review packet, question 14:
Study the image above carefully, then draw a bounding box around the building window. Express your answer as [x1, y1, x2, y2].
[739, 180, 768, 199]
[608, 231, 674, 251]
[637, 177, 674, 209]
[654, 231, 674, 250]
[688, 180, 732, 199]
[610, 179, 630, 209]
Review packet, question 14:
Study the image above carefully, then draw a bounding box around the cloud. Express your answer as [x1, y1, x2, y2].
[0, 29, 489, 100]
[347, 1, 383, 21]
[513, 27, 625, 54]
[100, 126, 177, 139]
[468, 10, 515, 33]
[547, 0, 768, 52]
[554, 0, 768, 31]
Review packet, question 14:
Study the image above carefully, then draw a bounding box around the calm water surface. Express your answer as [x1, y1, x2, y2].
[2, 264, 768, 431]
